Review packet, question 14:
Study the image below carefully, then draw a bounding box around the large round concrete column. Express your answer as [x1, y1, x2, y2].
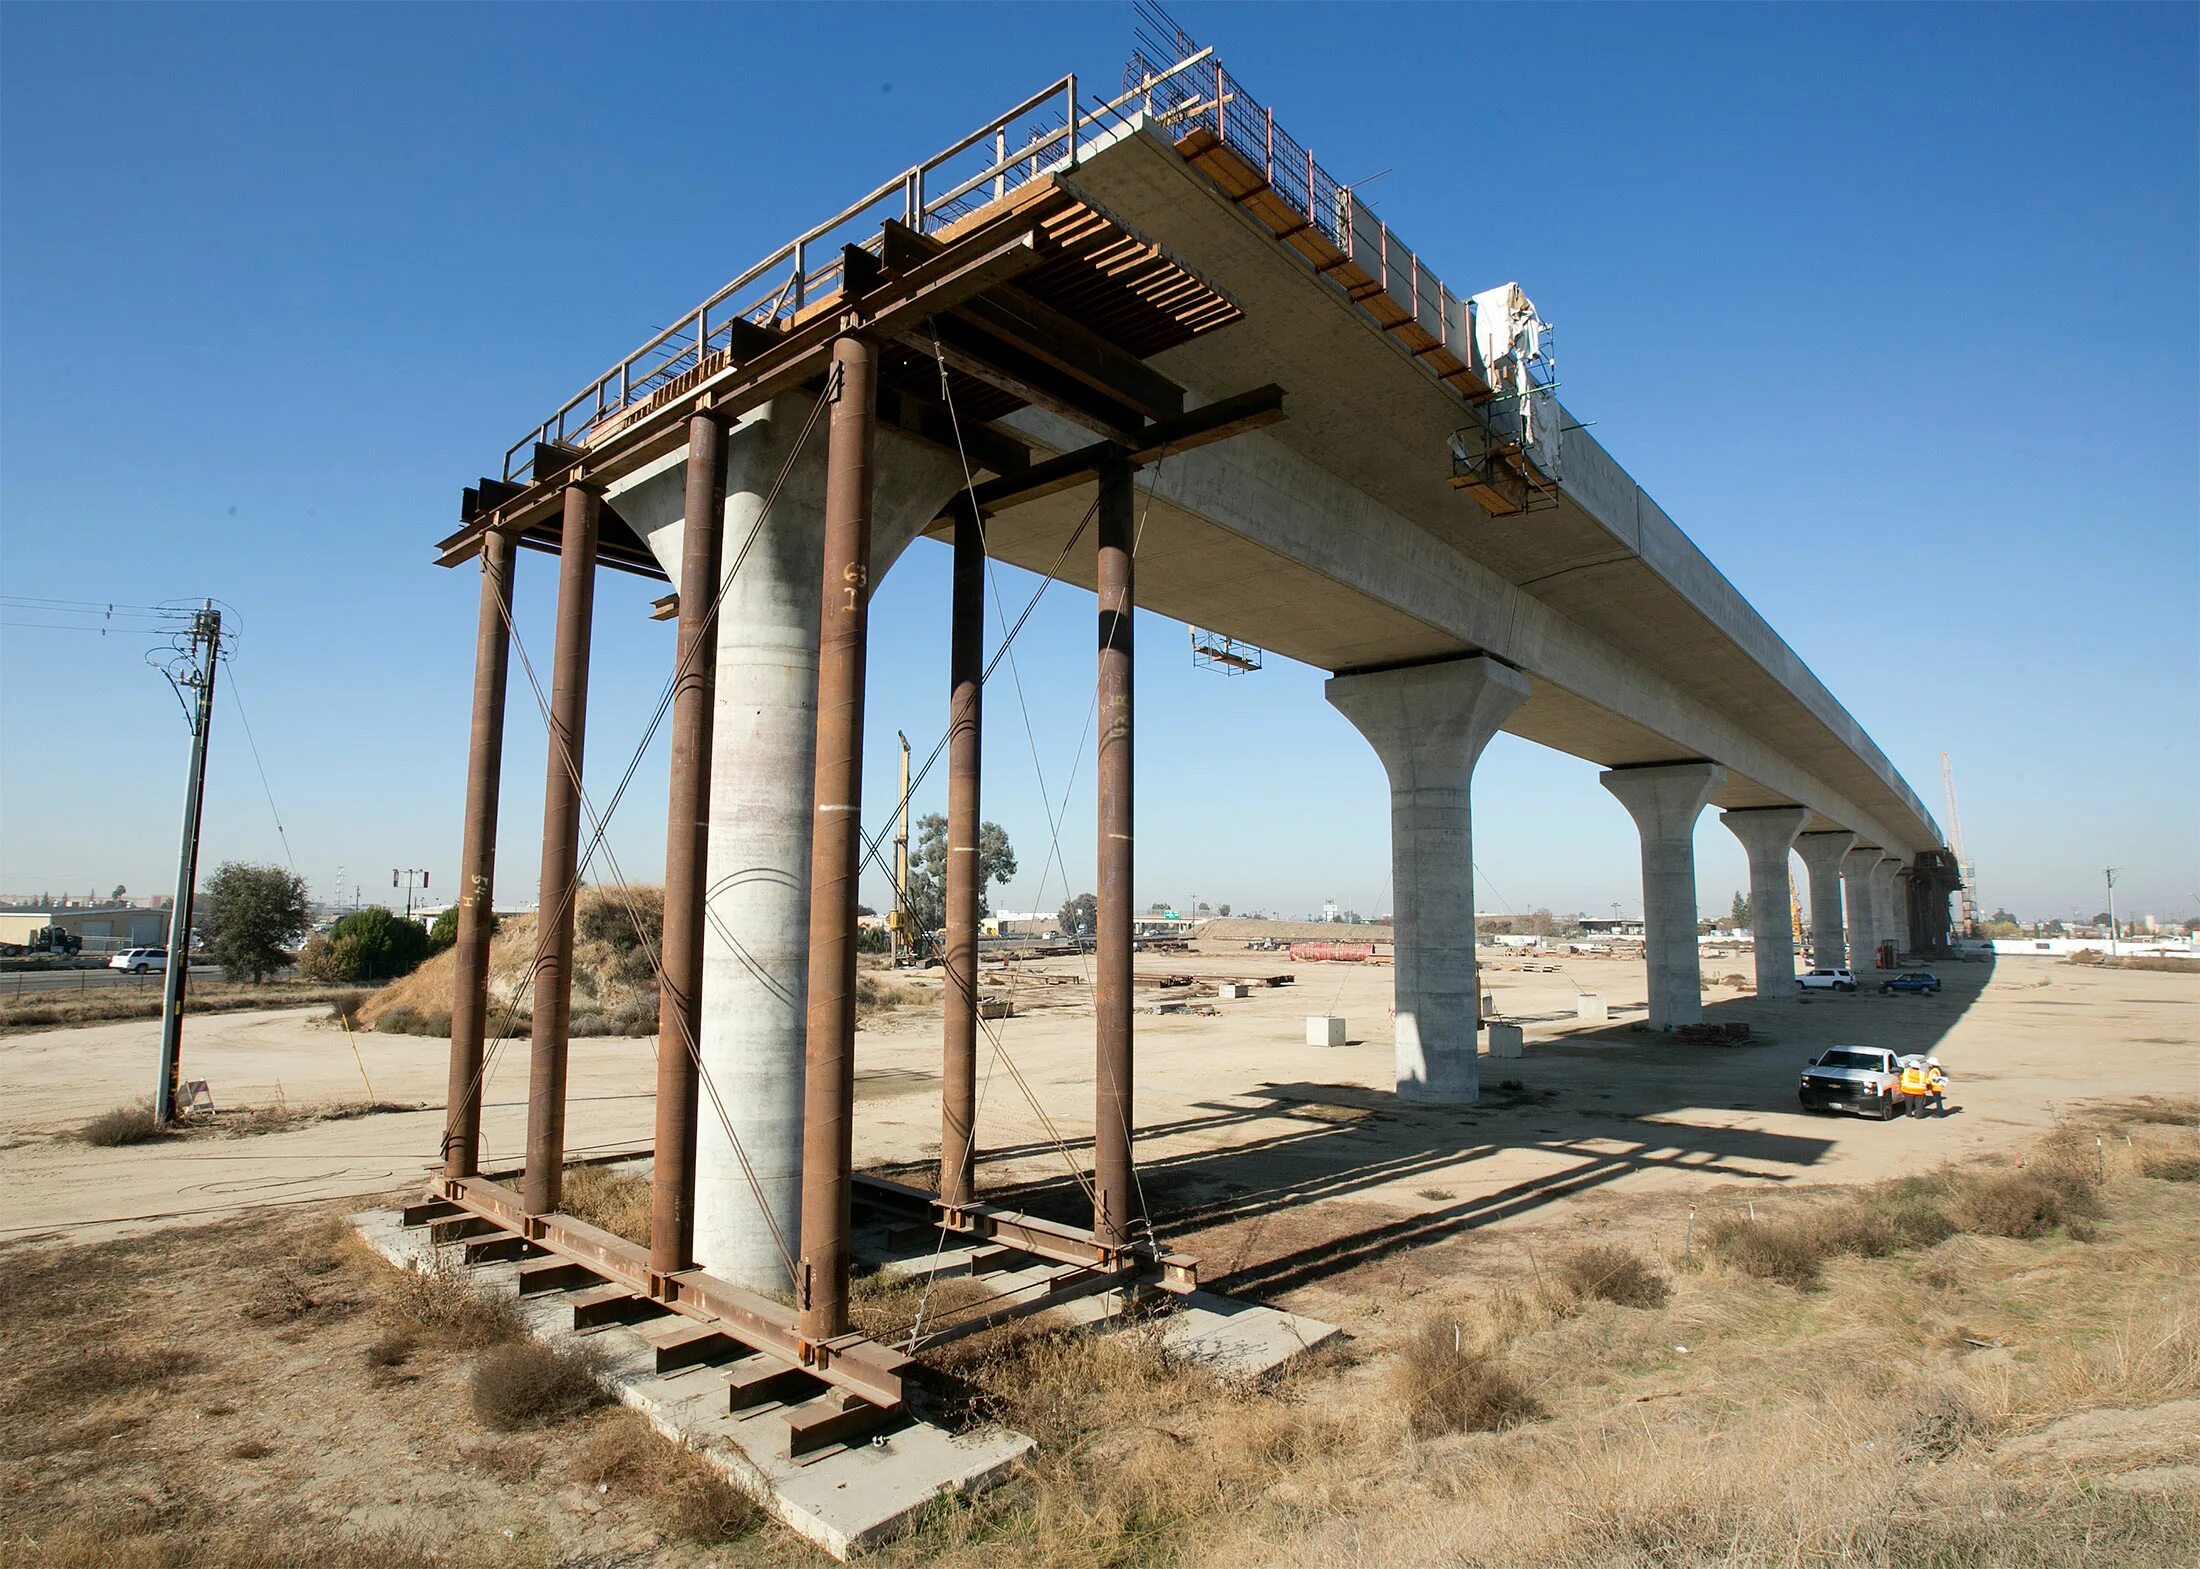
[1326, 656, 1529, 1104]
[1793, 830, 1855, 967]
[1840, 845, 1882, 975]
[1720, 807, 1807, 998]
[1601, 762, 1726, 1029]
[613, 393, 957, 1292]
[1869, 856, 1903, 967]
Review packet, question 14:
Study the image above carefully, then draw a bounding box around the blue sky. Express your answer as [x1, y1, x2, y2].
[2, 2, 2194, 927]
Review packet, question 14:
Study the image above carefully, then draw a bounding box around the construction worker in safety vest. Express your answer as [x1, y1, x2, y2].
[1923, 1058, 1948, 1117]
[1898, 1057, 1931, 1118]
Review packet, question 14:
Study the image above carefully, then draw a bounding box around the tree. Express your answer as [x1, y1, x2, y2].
[1059, 892, 1097, 937]
[1729, 890, 1752, 928]
[200, 861, 310, 982]
[1217, 903, 1231, 917]
[904, 813, 1018, 943]
[2091, 911, 2112, 928]
[110, 883, 127, 902]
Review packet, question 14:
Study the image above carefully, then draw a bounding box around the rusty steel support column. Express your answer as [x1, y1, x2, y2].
[445, 527, 515, 1179]
[523, 484, 599, 1218]
[798, 337, 877, 1341]
[939, 494, 984, 1209]
[1093, 453, 1136, 1249]
[651, 414, 727, 1278]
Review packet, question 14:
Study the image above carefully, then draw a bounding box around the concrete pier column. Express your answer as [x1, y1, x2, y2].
[1720, 807, 1808, 998]
[1326, 655, 1530, 1102]
[1601, 762, 1726, 1029]
[1793, 831, 1855, 968]
[1840, 846, 1883, 975]
[1870, 857, 1903, 965]
[610, 393, 958, 1293]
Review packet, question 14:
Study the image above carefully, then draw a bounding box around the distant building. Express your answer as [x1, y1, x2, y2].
[0, 904, 169, 953]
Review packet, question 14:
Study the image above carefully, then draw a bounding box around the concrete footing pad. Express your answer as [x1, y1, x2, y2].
[874, 1247, 1343, 1382]
[351, 1209, 1033, 1560]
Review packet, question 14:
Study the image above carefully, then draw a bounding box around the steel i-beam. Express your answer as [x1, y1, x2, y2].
[523, 484, 599, 1217]
[651, 413, 727, 1277]
[940, 494, 984, 1209]
[446, 527, 514, 1179]
[1093, 453, 1136, 1248]
[798, 336, 879, 1340]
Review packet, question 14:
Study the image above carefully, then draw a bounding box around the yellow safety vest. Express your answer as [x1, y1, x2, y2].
[1899, 1064, 1928, 1094]
[1925, 1068, 1946, 1092]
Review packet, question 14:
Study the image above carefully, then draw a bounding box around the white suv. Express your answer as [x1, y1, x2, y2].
[109, 947, 167, 975]
[1796, 967, 1858, 993]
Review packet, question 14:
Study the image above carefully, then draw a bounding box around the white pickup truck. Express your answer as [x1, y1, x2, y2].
[1798, 1045, 1903, 1119]
[1796, 967, 1859, 993]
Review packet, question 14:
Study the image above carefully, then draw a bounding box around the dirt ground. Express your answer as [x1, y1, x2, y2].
[1, 951, 2194, 1566]
[4, 948, 2189, 1263]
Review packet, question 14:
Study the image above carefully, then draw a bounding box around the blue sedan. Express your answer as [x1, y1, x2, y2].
[1880, 971, 1942, 995]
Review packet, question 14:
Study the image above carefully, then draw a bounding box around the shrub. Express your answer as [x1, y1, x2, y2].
[309, 908, 432, 984]
[1553, 1244, 1670, 1308]
[469, 1341, 607, 1430]
[426, 905, 492, 952]
[80, 1101, 169, 1146]
[1390, 1317, 1541, 1438]
[560, 1165, 651, 1245]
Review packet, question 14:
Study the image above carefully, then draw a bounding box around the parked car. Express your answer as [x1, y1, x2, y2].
[1798, 1045, 1903, 1119]
[1796, 967, 1859, 992]
[1880, 971, 1942, 995]
[109, 947, 167, 975]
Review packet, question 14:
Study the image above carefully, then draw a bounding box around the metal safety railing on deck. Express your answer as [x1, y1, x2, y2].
[499, 51, 1223, 482]
[499, 37, 1503, 486]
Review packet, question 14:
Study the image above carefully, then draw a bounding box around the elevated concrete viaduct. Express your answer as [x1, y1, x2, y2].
[424, 41, 1960, 1439]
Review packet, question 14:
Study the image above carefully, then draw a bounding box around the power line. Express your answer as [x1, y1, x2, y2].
[219, 652, 300, 877]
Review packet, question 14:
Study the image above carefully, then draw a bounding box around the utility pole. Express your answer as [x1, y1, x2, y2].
[2104, 868, 2119, 957]
[156, 602, 221, 1125]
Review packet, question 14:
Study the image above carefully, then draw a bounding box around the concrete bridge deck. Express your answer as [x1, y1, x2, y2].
[948, 114, 1938, 861]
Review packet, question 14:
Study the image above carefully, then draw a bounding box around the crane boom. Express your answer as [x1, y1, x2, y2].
[1940, 751, 1977, 932]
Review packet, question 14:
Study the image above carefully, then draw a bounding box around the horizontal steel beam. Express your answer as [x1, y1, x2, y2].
[430, 1174, 911, 1409]
[935, 1197, 1198, 1291]
[956, 383, 1288, 518]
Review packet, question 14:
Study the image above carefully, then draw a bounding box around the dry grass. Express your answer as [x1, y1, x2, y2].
[856, 971, 924, 1024]
[559, 1162, 651, 1244]
[356, 885, 665, 1037]
[1390, 1315, 1543, 1437]
[1697, 1156, 2101, 1288]
[469, 1340, 609, 1430]
[567, 1414, 764, 1543]
[0, 980, 368, 1034]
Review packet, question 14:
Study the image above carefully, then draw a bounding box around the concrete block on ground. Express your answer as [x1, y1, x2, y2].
[1305, 1015, 1346, 1047]
[1481, 993, 1495, 1017]
[1488, 1022, 1525, 1058]
[1047, 1287, 1343, 1381]
[1576, 994, 1608, 1022]
[1219, 983, 1250, 999]
[977, 997, 1012, 1020]
[351, 1208, 1032, 1560]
